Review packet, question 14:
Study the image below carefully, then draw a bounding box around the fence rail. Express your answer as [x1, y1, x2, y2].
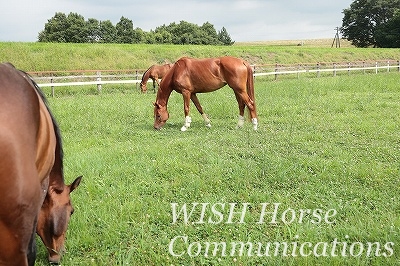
[28, 60, 400, 96]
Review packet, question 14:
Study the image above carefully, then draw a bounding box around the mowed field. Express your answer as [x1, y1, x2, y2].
[29, 72, 400, 265]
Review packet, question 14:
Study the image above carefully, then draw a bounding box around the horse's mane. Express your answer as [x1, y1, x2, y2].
[141, 65, 154, 84]
[19, 69, 65, 178]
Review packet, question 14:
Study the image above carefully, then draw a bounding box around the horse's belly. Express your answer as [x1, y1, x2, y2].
[194, 78, 226, 92]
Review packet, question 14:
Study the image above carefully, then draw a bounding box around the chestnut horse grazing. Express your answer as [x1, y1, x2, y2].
[153, 56, 258, 131]
[0, 63, 82, 266]
[140, 63, 173, 93]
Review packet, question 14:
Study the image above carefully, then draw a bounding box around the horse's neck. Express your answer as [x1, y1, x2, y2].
[156, 85, 173, 106]
[36, 95, 57, 182]
[141, 67, 153, 84]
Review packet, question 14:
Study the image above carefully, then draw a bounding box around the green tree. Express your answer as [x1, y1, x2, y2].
[64, 13, 87, 43]
[115, 16, 135, 43]
[341, 0, 400, 47]
[375, 11, 400, 47]
[38, 13, 234, 45]
[86, 18, 100, 43]
[154, 21, 233, 45]
[173, 21, 198, 44]
[218, 27, 234, 45]
[132, 28, 145, 43]
[38, 12, 88, 43]
[99, 20, 117, 43]
[143, 31, 156, 44]
[38, 12, 68, 42]
[200, 22, 220, 45]
[154, 29, 172, 43]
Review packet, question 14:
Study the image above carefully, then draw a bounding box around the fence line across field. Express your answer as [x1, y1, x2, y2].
[29, 60, 400, 96]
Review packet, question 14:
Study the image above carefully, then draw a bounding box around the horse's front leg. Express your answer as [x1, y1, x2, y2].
[181, 91, 192, 131]
[152, 77, 157, 93]
[191, 94, 211, 128]
[155, 75, 161, 88]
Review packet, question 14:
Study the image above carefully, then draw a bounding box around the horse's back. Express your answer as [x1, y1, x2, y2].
[0, 64, 39, 176]
[171, 56, 248, 92]
[0, 63, 44, 265]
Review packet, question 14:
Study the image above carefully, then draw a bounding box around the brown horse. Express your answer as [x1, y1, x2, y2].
[153, 56, 258, 131]
[140, 63, 173, 93]
[0, 63, 81, 265]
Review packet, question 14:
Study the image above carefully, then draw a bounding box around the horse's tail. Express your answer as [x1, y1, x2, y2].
[245, 62, 257, 119]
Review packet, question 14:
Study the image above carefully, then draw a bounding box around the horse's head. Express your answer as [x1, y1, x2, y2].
[140, 82, 147, 93]
[154, 102, 169, 130]
[37, 176, 82, 264]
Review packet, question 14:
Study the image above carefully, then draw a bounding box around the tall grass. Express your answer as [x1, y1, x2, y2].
[0, 42, 399, 71]
[30, 72, 400, 265]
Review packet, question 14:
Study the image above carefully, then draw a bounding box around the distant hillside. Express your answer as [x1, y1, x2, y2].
[236, 38, 354, 47]
[0, 41, 398, 71]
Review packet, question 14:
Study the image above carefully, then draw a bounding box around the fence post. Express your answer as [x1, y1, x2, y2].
[363, 61, 365, 74]
[375, 62, 378, 74]
[97, 71, 102, 93]
[297, 65, 300, 79]
[275, 63, 278, 80]
[398, 60, 400, 72]
[51, 74, 54, 97]
[333, 63, 336, 77]
[253, 65, 256, 83]
[135, 70, 138, 91]
[348, 62, 351, 75]
[317, 63, 320, 78]
[387, 61, 390, 72]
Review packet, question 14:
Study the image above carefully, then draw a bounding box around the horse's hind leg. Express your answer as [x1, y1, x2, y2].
[191, 94, 211, 128]
[233, 91, 246, 128]
[233, 89, 258, 130]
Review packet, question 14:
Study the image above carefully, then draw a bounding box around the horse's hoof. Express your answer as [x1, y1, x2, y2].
[205, 123, 211, 128]
[181, 126, 188, 131]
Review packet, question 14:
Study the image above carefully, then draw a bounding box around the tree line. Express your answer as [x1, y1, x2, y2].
[38, 12, 234, 45]
[341, 0, 400, 48]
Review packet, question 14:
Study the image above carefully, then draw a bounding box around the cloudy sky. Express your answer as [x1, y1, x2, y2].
[0, 0, 353, 42]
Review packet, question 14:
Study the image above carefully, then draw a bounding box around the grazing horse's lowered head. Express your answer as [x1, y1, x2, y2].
[153, 102, 169, 130]
[37, 175, 82, 264]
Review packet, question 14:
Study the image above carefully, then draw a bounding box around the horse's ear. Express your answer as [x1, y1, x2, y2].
[69, 176, 82, 193]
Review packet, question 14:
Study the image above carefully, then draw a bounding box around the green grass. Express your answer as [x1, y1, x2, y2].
[0, 42, 399, 71]
[30, 72, 400, 265]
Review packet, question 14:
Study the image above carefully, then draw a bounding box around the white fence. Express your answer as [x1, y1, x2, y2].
[253, 60, 400, 79]
[29, 60, 400, 96]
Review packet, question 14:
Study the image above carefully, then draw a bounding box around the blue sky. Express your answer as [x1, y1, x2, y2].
[0, 0, 353, 42]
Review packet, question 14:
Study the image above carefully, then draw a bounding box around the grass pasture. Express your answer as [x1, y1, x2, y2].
[1, 42, 399, 71]
[32, 72, 400, 265]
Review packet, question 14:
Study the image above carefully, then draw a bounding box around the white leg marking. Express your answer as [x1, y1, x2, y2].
[236, 115, 245, 128]
[181, 116, 192, 131]
[202, 113, 211, 128]
[251, 118, 258, 130]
